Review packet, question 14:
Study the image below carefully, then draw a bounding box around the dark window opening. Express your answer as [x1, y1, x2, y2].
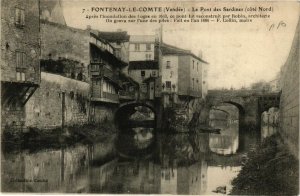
[134, 44, 140, 51]
[15, 7, 25, 27]
[166, 81, 171, 89]
[166, 61, 171, 69]
[146, 44, 151, 51]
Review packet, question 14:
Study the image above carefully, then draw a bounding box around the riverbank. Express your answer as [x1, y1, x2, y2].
[2, 120, 117, 153]
[230, 134, 299, 195]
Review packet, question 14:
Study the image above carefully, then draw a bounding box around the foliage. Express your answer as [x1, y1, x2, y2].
[230, 134, 299, 195]
[40, 57, 85, 81]
[250, 80, 271, 91]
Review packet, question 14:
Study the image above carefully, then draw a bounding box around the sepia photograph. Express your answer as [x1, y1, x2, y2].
[1, 0, 299, 195]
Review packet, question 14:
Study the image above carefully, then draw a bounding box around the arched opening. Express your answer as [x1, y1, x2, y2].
[208, 103, 240, 155]
[114, 103, 157, 158]
[114, 103, 157, 129]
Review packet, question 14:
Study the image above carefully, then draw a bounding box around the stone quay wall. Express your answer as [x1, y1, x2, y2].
[279, 18, 299, 159]
[25, 72, 115, 130]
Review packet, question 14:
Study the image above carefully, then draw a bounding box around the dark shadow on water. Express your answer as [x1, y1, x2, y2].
[115, 127, 156, 159]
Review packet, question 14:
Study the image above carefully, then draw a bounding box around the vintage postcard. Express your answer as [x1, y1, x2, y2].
[1, 0, 299, 195]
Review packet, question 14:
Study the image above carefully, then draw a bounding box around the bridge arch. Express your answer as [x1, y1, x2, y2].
[208, 100, 246, 129]
[210, 107, 230, 116]
[222, 101, 245, 116]
[114, 101, 157, 129]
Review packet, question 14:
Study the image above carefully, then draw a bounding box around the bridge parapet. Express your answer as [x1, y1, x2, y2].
[208, 89, 281, 98]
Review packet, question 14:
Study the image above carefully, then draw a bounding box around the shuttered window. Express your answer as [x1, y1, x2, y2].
[16, 51, 26, 68]
[15, 7, 25, 26]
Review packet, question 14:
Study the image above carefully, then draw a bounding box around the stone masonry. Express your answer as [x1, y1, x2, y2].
[40, 21, 90, 80]
[279, 17, 299, 159]
[25, 72, 90, 129]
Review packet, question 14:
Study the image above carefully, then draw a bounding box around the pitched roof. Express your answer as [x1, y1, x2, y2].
[161, 43, 208, 64]
[119, 72, 139, 86]
[98, 31, 130, 42]
[128, 61, 159, 70]
[130, 35, 156, 43]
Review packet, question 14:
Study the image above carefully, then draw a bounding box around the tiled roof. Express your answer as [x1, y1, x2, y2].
[161, 43, 208, 64]
[128, 61, 159, 70]
[161, 43, 190, 55]
[130, 35, 156, 43]
[98, 31, 130, 42]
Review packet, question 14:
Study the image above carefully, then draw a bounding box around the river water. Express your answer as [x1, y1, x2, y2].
[1, 121, 277, 194]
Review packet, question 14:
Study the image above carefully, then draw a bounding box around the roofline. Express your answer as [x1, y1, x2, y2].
[161, 42, 209, 64]
[90, 32, 115, 49]
[129, 41, 156, 44]
[97, 31, 130, 42]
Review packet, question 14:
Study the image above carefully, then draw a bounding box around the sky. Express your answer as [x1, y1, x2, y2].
[62, 1, 299, 89]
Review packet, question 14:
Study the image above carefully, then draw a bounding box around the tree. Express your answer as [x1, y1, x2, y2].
[250, 80, 271, 91]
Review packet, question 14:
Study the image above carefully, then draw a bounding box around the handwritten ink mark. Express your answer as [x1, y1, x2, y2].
[269, 21, 287, 31]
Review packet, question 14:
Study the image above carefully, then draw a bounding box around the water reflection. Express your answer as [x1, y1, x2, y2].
[209, 120, 239, 155]
[116, 128, 155, 158]
[2, 145, 91, 193]
[2, 123, 276, 194]
[261, 125, 278, 141]
[133, 127, 154, 149]
[2, 138, 116, 193]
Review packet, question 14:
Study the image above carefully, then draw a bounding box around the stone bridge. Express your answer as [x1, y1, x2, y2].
[114, 100, 162, 129]
[205, 90, 281, 130]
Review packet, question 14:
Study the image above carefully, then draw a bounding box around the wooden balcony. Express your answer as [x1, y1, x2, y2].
[90, 63, 119, 84]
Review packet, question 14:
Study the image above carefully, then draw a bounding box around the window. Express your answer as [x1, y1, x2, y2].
[192, 60, 195, 69]
[16, 51, 26, 68]
[16, 71, 25, 81]
[197, 62, 199, 71]
[15, 7, 25, 27]
[145, 54, 151, 60]
[146, 44, 151, 51]
[16, 51, 26, 81]
[134, 44, 140, 51]
[141, 70, 145, 77]
[152, 71, 156, 76]
[192, 78, 194, 90]
[166, 81, 171, 89]
[166, 61, 171, 69]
